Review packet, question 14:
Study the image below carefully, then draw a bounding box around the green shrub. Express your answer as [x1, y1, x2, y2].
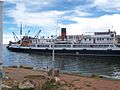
[42, 81, 61, 90]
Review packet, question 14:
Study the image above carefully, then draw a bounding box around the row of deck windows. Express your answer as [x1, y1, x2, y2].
[73, 45, 113, 48]
[37, 45, 71, 48]
[97, 38, 113, 41]
[54, 45, 71, 48]
[37, 45, 49, 47]
[84, 38, 113, 41]
[34, 44, 114, 48]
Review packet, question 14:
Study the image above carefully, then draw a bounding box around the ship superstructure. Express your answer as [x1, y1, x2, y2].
[7, 28, 120, 56]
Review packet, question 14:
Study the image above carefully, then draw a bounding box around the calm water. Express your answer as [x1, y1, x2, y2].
[3, 45, 120, 79]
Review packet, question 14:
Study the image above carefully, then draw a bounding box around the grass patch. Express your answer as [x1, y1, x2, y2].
[41, 80, 61, 90]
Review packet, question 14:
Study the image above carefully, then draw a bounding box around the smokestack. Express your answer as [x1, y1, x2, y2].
[61, 28, 66, 41]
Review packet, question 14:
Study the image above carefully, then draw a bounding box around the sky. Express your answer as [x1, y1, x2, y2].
[3, 0, 120, 44]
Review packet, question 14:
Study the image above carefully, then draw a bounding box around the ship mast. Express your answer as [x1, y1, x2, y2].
[20, 22, 22, 45]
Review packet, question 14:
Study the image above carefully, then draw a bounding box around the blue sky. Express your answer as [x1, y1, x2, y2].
[3, 0, 120, 44]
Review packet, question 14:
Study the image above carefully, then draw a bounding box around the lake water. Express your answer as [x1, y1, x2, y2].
[3, 45, 120, 79]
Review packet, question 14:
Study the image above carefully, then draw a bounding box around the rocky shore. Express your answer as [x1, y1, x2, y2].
[2, 66, 120, 90]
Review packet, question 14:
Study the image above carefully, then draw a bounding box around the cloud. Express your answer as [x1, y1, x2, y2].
[5, 1, 67, 26]
[3, 0, 120, 44]
[4, 0, 54, 12]
[3, 34, 14, 44]
[5, 0, 92, 26]
[94, 0, 120, 12]
[64, 14, 120, 35]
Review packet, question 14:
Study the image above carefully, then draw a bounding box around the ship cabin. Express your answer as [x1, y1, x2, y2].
[28, 29, 117, 49]
[80, 30, 116, 44]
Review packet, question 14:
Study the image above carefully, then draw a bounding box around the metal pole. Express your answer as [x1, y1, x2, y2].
[0, 1, 3, 90]
[52, 37, 54, 77]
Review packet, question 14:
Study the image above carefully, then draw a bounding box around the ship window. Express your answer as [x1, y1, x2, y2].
[37, 45, 49, 47]
[97, 38, 99, 40]
[110, 45, 113, 47]
[73, 45, 92, 48]
[102, 38, 104, 40]
[84, 38, 86, 41]
[103, 45, 108, 47]
[69, 36, 73, 39]
[30, 45, 35, 47]
[107, 38, 109, 40]
[73, 45, 77, 47]
[67, 45, 71, 47]
[89, 38, 91, 41]
[73, 45, 82, 48]
[110, 38, 113, 40]
[111, 34, 114, 37]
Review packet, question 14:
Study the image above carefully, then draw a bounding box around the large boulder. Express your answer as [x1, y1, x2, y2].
[19, 80, 34, 89]
[2, 84, 12, 89]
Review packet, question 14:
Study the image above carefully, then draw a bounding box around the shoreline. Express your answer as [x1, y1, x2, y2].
[4, 65, 120, 80]
[2, 66, 120, 90]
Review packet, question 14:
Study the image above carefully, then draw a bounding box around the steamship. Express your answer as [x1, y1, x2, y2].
[7, 28, 120, 56]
